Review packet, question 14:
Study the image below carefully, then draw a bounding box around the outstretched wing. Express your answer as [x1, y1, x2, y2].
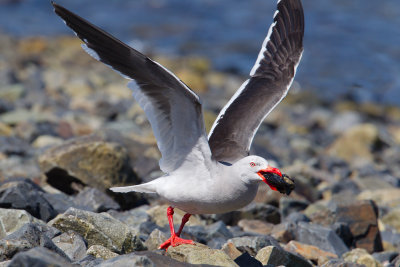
[53, 2, 212, 173]
[208, 0, 304, 163]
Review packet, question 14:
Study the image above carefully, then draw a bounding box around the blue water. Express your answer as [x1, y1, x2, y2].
[1, 0, 399, 105]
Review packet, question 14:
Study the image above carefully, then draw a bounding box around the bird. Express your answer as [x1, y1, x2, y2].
[52, 0, 304, 250]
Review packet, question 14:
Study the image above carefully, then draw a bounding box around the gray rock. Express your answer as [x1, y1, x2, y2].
[107, 205, 150, 231]
[0, 208, 42, 238]
[99, 251, 199, 267]
[42, 192, 76, 214]
[225, 235, 280, 256]
[0, 179, 57, 221]
[182, 221, 233, 247]
[144, 229, 168, 251]
[73, 187, 120, 212]
[279, 197, 309, 217]
[0, 136, 31, 156]
[285, 212, 310, 224]
[0, 223, 66, 261]
[52, 230, 87, 261]
[293, 222, 349, 256]
[48, 207, 145, 254]
[87, 245, 119, 260]
[7, 247, 74, 267]
[255, 246, 312, 267]
[237, 203, 281, 224]
[372, 251, 398, 264]
[74, 255, 104, 267]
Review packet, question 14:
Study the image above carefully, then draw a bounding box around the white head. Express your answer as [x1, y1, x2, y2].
[233, 155, 282, 191]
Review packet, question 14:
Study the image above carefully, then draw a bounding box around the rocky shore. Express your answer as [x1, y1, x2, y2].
[0, 34, 400, 266]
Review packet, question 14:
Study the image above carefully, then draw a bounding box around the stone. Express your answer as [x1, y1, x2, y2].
[98, 251, 196, 267]
[146, 205, 204, 228]
[280, 197, 309, 217]
[73, 187, 120, 212]
[0, 208, 42, 238]
[42, 192, 76, 214]
[32, 135, 63, 148]
[237, 203, 281, 224]
[321, 259, 366, 267]
[234, 252, 263, 267]
[0, 223, 66, 261]
[382, 209, 400, 232]
[0, 136, 31, 156]
[238, 219, 274, 235]
[38, 134, 140, 196]
[284, 240, 338, 265]
[327, 123, 379, 164]
[74, 255, 104, 267]
[144, 229, 169, 251]
[87, 245, 119, 260]
[7, 247, 74, 267]
[328, 111, 363, 135]
[221, 242, 242, 260]
[270, 222, 295, 243]
[342, 248, 382, 267]
[52, 230, 87, 261]
[167, 243, 238, 267]
[255, 246, 312, 267]
[225, 235, 281, 256]
[372, 251, 398, 265]
[293, 222, 349, 256]
[357, 188, 400, 208]
[0, 179, 57, 222]
[48, 207, 145, 254]
[107, 205, 150, 231]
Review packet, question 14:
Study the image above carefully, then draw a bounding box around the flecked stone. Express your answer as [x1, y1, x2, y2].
[167, 243, 238, 267]
[87, 245, 119, 260]
[284, 240, 338, 265]
[255, 246, 312, 267]
[342, 248, 382, 267]
[52, 230, 87, 262]
[48, 207, 145, 254]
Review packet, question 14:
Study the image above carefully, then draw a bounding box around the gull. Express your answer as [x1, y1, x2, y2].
[52, 0, 304, 250]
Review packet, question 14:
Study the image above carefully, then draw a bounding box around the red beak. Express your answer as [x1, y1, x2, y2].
[257, 166, 283, 192]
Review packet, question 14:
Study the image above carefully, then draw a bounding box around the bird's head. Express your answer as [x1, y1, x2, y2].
[235, 155, 294, 195]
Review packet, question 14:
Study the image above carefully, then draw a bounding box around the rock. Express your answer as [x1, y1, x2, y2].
[270, 222, 295, 243]
[52, 230, 87, 261]
[284, 240, 338, 266]
[234, 252, 263, 267]
[221, 242, 242, 260]
[144, 229, 168, 251]
[181, 221, 233, 248]
[87, 245, 119, 260]
[225, 235, 281, 256]
[0, 223, 65, 261]
[357, 188, 400, 208]
[146, 205, 204, 228]
[74, 255, 104, 266]
[0, 208, 42, 238]
[255, 246, 312, 267]
[167, 243, 238, 267]
[279, 197, 309, 217]
[42, 192, 76, 214]
[238, 203, 281, 224]
[342, 248, 382, 267]
[0, 179, 57, 222]
[48, 207, 145, 254]
[285, 212, 310, 224]
[372, 251, 398, 265]
[321, 259, 366, 267]
[7, 247, 74, 267]
[73, 187, 120, 212]
[327, 123, 379, 164]
[0, 136, 31, 156]
[98, 251, 196, 267]
[238, 219, 274, 235]
[38, 134, 140, 196]
[382, 209, 400, 232]
[292, 222, 349, 256]
[32, 135, 63, 148]
[328, 111, 363, 135]
[0, 260, 11, 267]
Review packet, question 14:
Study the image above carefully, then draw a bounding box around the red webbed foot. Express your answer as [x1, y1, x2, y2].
[159, 234, 194, 250]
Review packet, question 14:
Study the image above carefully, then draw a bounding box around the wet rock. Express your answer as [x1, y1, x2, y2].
[284, 240, 338, 266]
[342, 248, 382, 267]
[7, 247, 74, 267]
[0, 223, 65, 261]
[167, 243, 238, 267]
[38, 134, 140, 195]
[87, 245, 119, 260]
[48, 207, 145, 254]
[280, 197, 309, 217]
[0, 179, 57, 221]
[144, 229, 168, 251]
[0, 208, 42, 238]
[255, 246, 312, 267]
[98, 251, 196, 267]
[73, 187, 120, 212]
[225, 235, 281, 256]
[52, 230, 87, 262]
[292, 222, 349, 256]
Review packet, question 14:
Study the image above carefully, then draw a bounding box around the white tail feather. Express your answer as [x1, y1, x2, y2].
[110, 184, 156, 194]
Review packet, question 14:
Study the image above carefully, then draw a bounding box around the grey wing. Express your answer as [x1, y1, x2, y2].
[208, 0, 304, 163]
[53, 2, 212, 173]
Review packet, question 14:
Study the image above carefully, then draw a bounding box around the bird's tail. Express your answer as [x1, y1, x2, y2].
[110, 182, 157, 194]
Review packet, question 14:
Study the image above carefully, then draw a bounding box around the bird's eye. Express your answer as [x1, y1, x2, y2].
[250, 162, 256, 167]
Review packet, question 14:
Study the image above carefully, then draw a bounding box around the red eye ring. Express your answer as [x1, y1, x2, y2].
[250, 162, 256, 167]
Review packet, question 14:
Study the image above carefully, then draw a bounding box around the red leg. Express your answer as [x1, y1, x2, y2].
[158, 207, 194, 250]
[176, 213, 191, 237]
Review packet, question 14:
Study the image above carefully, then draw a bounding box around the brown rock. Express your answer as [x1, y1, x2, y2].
[238, 219, 274, 235]
[221, 242, 242, 260]
[284, 240, 338, 265]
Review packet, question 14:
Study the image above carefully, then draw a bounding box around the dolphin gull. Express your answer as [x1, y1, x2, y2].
[52, 0, 304, 250]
